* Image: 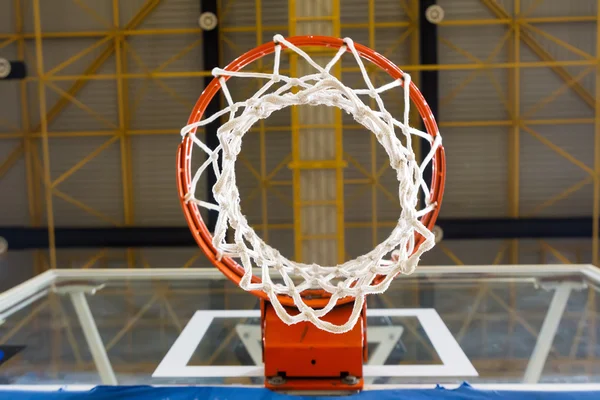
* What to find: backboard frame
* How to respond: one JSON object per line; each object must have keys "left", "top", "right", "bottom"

{"left": 0, "top": 264, "right": 599, "bottom": 389}
{"left": 151, "top": 308, "right": 478, "bottom": 379}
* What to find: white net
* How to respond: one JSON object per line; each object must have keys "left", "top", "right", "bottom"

{"left": 181, "top": 34, "right": 442, "bottom": 334}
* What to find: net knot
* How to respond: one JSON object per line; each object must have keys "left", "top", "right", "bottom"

{"left": 297, "top": 89, "right": 310, "bottom": 104}
{"left": 382, "top": 111, "right": 393, "bottom": 124}
{"left": 256, "top": 104, "right": 271, "bottom": 119}
{"left": 246, "top": 98, "right": 273, "bottom": 120}
{"left": 354, "top": 104, "right": 371, "bottom": 122}
{"left": 405, "top": 209, "right": 417, "bottom": 222}
{"left": 390, "top": 157, "right": 403, "bottom": 170}
{"left": 219, "top": 200, "right": 231, "bottom": 213}
{"left": 309, "top": 263, "right": 318, "bottom": 273}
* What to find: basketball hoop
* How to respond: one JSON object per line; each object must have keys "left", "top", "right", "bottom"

{"left": 177, "top": 34, "right": 445, "bottom": 334}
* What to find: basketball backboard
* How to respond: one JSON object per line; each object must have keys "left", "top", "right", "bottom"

{"left": 0, "top": 265, "right": 599, "bottom": 389}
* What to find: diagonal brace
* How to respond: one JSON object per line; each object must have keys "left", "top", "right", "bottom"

{"left": 480, "top": 0, "right": 595, "bottom": 109}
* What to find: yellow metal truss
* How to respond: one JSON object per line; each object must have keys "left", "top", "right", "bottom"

{"left": 0, "top": 0, "right": 597, "bottom": 271}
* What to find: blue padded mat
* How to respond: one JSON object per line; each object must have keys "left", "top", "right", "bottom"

{"left": 1, "top": 384, "right": 600, "bottom": 400}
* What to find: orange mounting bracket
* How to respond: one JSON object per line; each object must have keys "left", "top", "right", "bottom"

{"left": 261, "top": 299, "right": 368, "bottom": 392}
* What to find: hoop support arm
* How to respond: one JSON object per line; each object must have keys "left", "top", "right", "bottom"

{"left": 261, "top": 299, "right": 367, "bottom": 392}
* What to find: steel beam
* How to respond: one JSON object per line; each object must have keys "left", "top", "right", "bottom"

{"left": 200, "top": 0, "right": 220, "bottom": 232}
{"left": 479, "top": 0, "right": 594, "bottom": 109}
{"left": 0, "top": 217, "right": 596, "bottom": 249}
{"left": 417, "top": 0, "right": 438, "bottom": 309}
{"left": 418, "top": 0, "right": 438, "bottom": 196}
{"left": 34, "top": 0, "right": 162, "bottom": 133}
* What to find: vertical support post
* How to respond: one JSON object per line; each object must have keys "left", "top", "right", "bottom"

{"left": 523, "top": 284, "right": 572, "bottom": 384}
{"left": 508, "top": 0, "right": 521, "bottom": 265}
{"left": 288, "top": 6, "right": 302, "bottom": 261}
{"left": 409, "top": 1, "right": 421, "bottom": 168}
{"left": 590, "top": 0, "right": 600, "bottom": 365}
{"left": 409, "top": 0, "right": 421, "bottom": 309}
{"left": 368, "top": 0, "right": 377, "bottom": 250}
{"left": 201, "top": 0, "right": 220, "bottom": 233}
{"left": 112, "top": 0, "right": 136, "bottom": 269}
{"left": 201, "top": 0, "right": 224, "bottom": 309}
{"left": 331, "top": 0, "right": 345, "bottom": 265}
{"left": 15, "top": 0, "right": 43, "bottom": 275}
{"left": 418, "top": 0, "right": 438, "bottom": 187}
{"left": 593, "top": 0, "right": 600, "bottom": 267}
{"left": 509, "top": 3, "right": 521, "bottom": 361}
{"left": 112, "top": 0, "right": 136, "bottom": 350}
{"left": 418, "top": 0, "right": 437, "bottom": 310}
{"left": 255, "top": 0, "right": 269, "bottom": 244}
{"left": 506, "top": 0, "right": 520, "bottom": 357}
{"left": 288, "top": 0, "right": 344, "bottom": 265}
{"left": 70, "top": 292, "right": 118, "bottom": 385}
{"left": 32, "top": 0, "right": 57, "bottom": 270}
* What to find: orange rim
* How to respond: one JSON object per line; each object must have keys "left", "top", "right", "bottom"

{"left": 177, "top": 35, "right": 446, "bottom": 309}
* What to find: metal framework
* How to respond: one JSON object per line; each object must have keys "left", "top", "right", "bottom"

{"left": 0, "top": 264, "right": 598, "bottom": 386}
{"left": 0, "top": 0, "right": 599, "bottom": 382}
{"left": 0, "top": 0, "right": 598, "bottom": 271}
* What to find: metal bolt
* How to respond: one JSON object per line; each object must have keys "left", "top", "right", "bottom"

{"left": 341, "top": 375, "right": 359, "bottom": 385}
{"left": 268, "top": 376, "right": 286, "bottom": 386}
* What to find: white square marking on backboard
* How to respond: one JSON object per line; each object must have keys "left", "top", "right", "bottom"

{"left": 152, "top": 308, "right": 478, "bottom": 379}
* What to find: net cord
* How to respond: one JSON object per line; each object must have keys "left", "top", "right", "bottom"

{"left": 180, "top": 34, "right": 442, "bottom": 333}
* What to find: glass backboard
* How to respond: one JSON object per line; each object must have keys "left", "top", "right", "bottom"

{"left": 0, "top": 265, "right": 599, "bottom": 389}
